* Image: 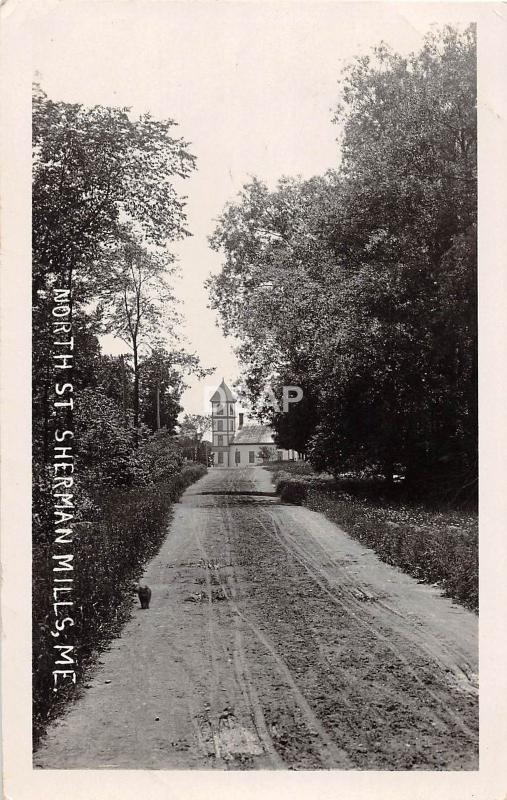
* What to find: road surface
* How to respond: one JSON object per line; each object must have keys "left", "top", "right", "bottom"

{"left": 35, "top": 466, "right": 478, "bottom": 770}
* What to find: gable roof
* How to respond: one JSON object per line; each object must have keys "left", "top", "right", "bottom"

{"left": 210, "top": 379, "right": 236, "bottom": 403}
{"left": 232, "top": 424, "right": 275, "bottom": 445}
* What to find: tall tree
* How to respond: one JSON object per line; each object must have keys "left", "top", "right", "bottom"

{"left": 32, "top": 86, "right": 197, "bottom": 461}
{"left": 208, "top": 26, "right": 477, "bottom": 498}
{"left": 178, "top": 414, "right": 212, "bottom": 462}
{"left": 97, "top": 234, "right": 180, "bottom": 438}
{"left": 33, "top": 86, "right": 196, "bottom": 293}
{"left": 139, "top": 348, "right": 210, "bottom": 434}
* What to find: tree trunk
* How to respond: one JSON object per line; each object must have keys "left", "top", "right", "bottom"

{"left": 156, "top": 374, "right": 161, "bottom": 431}
{"left": 133, "top": 342, "right": 139, "bottom": 446}
{"left": 382, "top": 460, "right": 395, "bottom": 486}
{"left": 120, "top": 355, "right": 127, "bottom": 424}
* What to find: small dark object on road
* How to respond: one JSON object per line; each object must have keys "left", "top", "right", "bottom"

{"left": 137, "top": 584, "right": 152, "bottom": 609}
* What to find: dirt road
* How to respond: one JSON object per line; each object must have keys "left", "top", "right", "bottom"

{"left": 35, "top": 467, "right": 478, "bottom": 770}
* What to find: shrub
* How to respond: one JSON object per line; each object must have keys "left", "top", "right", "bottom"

{"left": 179, "top": 463, "right": 207, "bottom": 487}
{"left": 74, "top": 388, "right": 140, "bottom": 486}
{"left": 278, "top": 479, "right": 308, "bottom": 505}
{"left": 33, "top": 463, "right": 207, "bottom": 746}
{"left": 137, "top": 429, "right": 184, "bottom": 485}
{"left": 264, "top": 460, "right": 315, "bottom": 479}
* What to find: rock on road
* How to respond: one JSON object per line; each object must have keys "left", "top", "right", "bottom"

{"left": 35, "top": 466, "right": 478, "bottom": 770}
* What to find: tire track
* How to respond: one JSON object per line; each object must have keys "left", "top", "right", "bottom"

{"left": 192, "top": 498, "right": 353, "bottom": 768}
{"left": 190, "top": 503, "right": 278, "bottom": 766}
{"left": 263, "top": 511, "right": 477, "bottom": 743}
{"left": 279, "top": 506, "right": 478, "bottom": 696}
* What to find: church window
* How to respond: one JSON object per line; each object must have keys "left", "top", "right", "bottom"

{"left": 217, "top": 420, "right": 223, "bottom": 431}
{"left": 218, "top": 435, "right": 223, "bottom": 446}
{"left": 235, "top": 450, "right": 241, "bottom": 464}
{"left": 217, "top": 452, "right": 224, "bottom": 465}
{"left": 249, "top": 451, "right": 255, "bottom": 463}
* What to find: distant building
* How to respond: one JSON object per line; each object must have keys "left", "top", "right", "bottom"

{"left": 210, "top": 379, "right": 296, "bottom": 467}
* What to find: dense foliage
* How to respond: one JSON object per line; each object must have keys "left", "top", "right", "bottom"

{"left": 208, "top": 27, "right": 477, "bottom": 503}
{"left": 33, "top": 85, "right": 205, "bottom": 463}
{"left": 32, "top": 88, "right": 209, "bottom": 742}
{"left": 277, "top": 479, "right": 308, "bottom": 505}
{"left": 176, "top": 413, "right": 212, "bottom": 464}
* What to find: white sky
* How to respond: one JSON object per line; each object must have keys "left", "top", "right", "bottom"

{"left": 31, "top": 0, "right": 476, "bottom": 415}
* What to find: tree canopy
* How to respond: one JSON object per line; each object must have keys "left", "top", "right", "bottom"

{"left": 208, "top": 25, "right": 477, "bottom": 499}
{"left": 33, "top": 87, "right": 205, "bottom": 467}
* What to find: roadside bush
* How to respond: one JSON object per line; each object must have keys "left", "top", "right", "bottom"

{"left": 264, "top": 460, "right": 315, "bottom": 480}
{"left": 277, "top": 479, "right": 308, "bottom": 505}
{"left": 74, "top": 388, "right": 141, "bottom": 486}
{"left": 179, "top": 463, "right": 207, "bottom": 487}
{"left": 33, "top": 463, "right": 206, "bottom": 747}
{"left": 137, "top": 429, "right": 184, "bottom": 484}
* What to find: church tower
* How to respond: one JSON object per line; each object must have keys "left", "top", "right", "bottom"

{"left": 210, "top": 379, "right": 236, "bottom": 467}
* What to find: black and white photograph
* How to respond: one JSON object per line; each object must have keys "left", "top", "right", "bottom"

{"left": 1, "top": 0, "right": 507, "bottom": 796}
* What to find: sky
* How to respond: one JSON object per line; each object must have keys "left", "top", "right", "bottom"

{"left": 31, "top": 0, "right": 475, "bottom": 415}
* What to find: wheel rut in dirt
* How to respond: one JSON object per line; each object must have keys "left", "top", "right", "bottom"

{"left": 193, "top": 490, "right": 278, "bottom": 497}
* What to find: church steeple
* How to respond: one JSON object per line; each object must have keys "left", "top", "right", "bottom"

{"left": 210, "top": 379, "right": 236, "bottom": 467}
{"left": 210, "top": 379, "right": 236, "bottom": 404}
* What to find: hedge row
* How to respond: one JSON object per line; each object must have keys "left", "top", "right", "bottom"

{"left": 33, "top": 463, "right": 207, "bottom": 746}
{"left": 276, "top": 478, "right": 308, "bottom": 505}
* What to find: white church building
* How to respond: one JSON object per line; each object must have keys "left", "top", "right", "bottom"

{"left": 210, "top": 379, "right": 296, "bottom": 467}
